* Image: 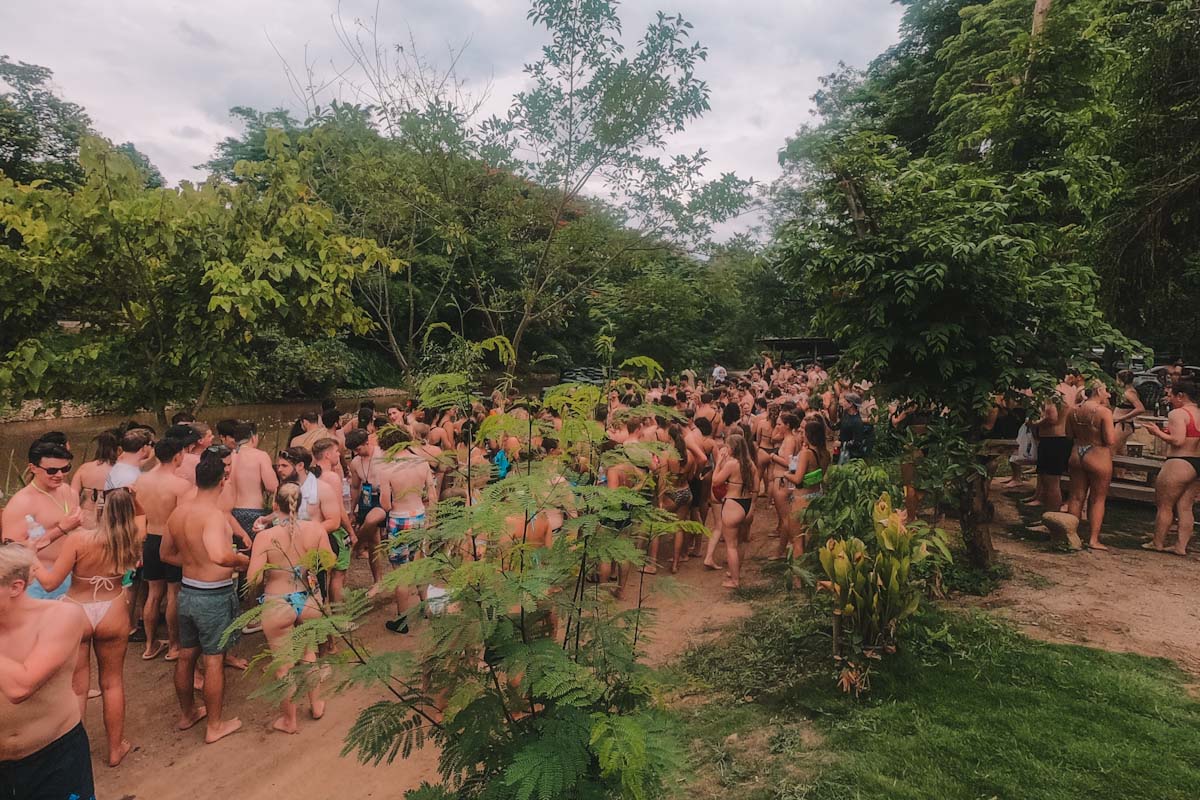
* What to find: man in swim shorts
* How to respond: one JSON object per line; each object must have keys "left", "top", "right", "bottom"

{"left": 0, "top": 544, "right": 94, "bottom": 800}
{"left": 312, "top": 438, "right": 357, "bottom": 602}
{"left": 378, "top": 426, "right": 438, "bottom": 634}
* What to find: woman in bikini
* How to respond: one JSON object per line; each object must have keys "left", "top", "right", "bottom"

{"left": 767, "top": 413, "right": 802, "bottom": 541}
{"left": 1112, "top": 370, "right": 1146, "bottom": 454}
{"left": 245, "top": 483, "right": 334, "bottom": 733}
{"left": 34, "top": 487, "right": 141, "bottom": 767}
{"left": 72, "top": 431, "right": 118, "bottom": 526}
{"left": 1064, "top": 383, "right": 1116, "bottom": 550}
{"left": 752, "top": 400, "right": 779, "bottom": 497}
{"left": 1143, "top": 380, "right": 1200, "bottom": 555}
{"left": 773, "top": 418, "right": 832, "bottom": 558}
{"left": 711, "top": 433, "right": 758, "bottom": 589}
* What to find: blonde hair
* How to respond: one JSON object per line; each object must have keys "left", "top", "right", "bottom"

{"left": 0, "top": 542, "right": 37, "bottom": 587}
{"left": 275, "top": 483, "right": 302, "bottom": 527}
{"left": 726, "top": 434, "right": 754, "bottom": 489}
{"left": 99, "top": 489, "right": 141, "bottom": 573}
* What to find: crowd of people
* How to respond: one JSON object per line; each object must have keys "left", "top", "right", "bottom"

{"left": 1, "top": 355, "right": 1193, "bottom": 799}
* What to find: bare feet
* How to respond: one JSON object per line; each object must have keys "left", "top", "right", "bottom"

{"left": 204, "top": 718, "right": 243, "bottom": 744}
{"left": 164, "top": 647, "right": 180, "bottom": 662}
{"left": 108, "top": 739, "right": 134, "bottom": 767}
{"left": 310, "top": 700, "right": 326, "bottom": 720}
{"left": 721, "top": 580, "right": 738, "bottom": 589}
{"left": 271, "top": 716, "right": 299, "bottom": 735}
{"left": 1140, "top": 541, "right": 1166, "bottom": 552}
{"left": 223, "top": 654, "right": 249, "bottom": 671}
{"left": 1088, "top": 541, "right": 1109, "bottom": 551}
{"left": 1168, "top": 547, "right": 1188, "bottom": 557}
{"left": 702, "top": 561, "right": 719, "bottom": 571}
{"left": 177, "top": 706, "right": 207, "bottom": 731}
{"left": 641, "top": 565, "right": 658, "bottom": 575}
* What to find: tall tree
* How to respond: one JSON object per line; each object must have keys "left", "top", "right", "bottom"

{"left": 0, "top": 56, "right": 92, "bottom": 188}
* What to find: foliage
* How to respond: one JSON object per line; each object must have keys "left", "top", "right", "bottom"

{"left": 678, "top": 604, "right": 1200, "bottom": 800}
{"left": 213, "top": 331, "right": 352, "bottom": 402}
{"left": 0, "top": 132, "right": 399, "bottom": 420}
{"left": 802, "top": 461, "right": 900, "bottom": 548}
{"left": 816, "top": 493, "right": 950, "bottom": 693}
{"left": 235, "top": 366, "right": 699, "bottom": 799}
{"left": 0, "top": 56, "right": 92, "bottom": 188}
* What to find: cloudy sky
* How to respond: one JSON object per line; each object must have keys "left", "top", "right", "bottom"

{"left": 1, "top": 0, "right": 903, "bottom": 236}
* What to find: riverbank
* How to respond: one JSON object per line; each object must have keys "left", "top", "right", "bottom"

{"left": 0, "top": 386, "right": 409, "bottom": 425}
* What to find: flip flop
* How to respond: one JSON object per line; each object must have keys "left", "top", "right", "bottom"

{"left": 1140, "top": 542, "right": 1166, "bottom": 552}
{"left": 141, "top": 640, "right": 168, "bottom": 660}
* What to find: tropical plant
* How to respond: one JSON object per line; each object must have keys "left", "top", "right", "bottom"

{"left": 802, "top": 461, "right": 900, "bottom": 548}
{"left": 226, "top": 363, "right": 705, "bottom": 799}
{"left": 816, "top": 492, "right": 951, "bottom": 695}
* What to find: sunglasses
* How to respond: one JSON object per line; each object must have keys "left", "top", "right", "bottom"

{"left": 36, "top": 464, "right": 72, "bottom": 476}
{"left": 205, "top": 444, "right": 232, "bottom": 456}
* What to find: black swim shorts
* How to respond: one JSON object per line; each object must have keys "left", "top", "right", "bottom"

{"left": 1036, "top": 436, "right": 1072, "bottom": 477}
{"left": 0, "top": 722, "right": 94, "bottom": 800}
{"left": 142, "top": 533, "right": 182, "bottom": 583}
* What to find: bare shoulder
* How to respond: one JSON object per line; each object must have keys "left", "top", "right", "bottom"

{"left": 39, "top": 597, "right": 87, "bottom": 635}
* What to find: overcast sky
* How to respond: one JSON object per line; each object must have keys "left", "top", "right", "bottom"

{"left": 1, "top": 0, "right": 902, "bottom": 237}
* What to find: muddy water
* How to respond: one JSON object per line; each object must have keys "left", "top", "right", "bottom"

{"left": 0, "top": 395, "right": 405, "bottom": 496}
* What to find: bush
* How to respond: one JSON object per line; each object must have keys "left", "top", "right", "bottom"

{"left": 803, "top": 461, "right": 900, "bottom": 547}
{"left": 214, "top": 331, "right": 350, "bottom": 401}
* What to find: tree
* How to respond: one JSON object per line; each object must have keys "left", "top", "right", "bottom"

{"left": 474, "top": 0, "right": 753, "bottom": 373}
{"left": 114, "top": 141, "right": 165, "bottom": 188}
{"left": 0, "top": 132, "right": 399, "bottom": 421}
{"left": 0, "top": 55, "right": 92, "bottom": 187}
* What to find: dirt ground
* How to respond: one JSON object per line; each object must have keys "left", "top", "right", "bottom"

{"left": 90, "top": 481, "right": 1199, "bottom": 798}
{"left": 966, "top": 479, "right": 1200, "bottom": 674}
{"left": 90, "top": 518, "right": 765, "bottom": 799}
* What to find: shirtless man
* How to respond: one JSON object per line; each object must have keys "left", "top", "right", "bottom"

{"left": 1, "top": 441, "right": 82, "bottom": 600}
{"left": 311, "top": 438, "right": 357, "bottom": 602}
{"left": 136, "top": 438, "right": 193, "bottom": 660}
{"left": 228, "top": 421, "right": 278, "bottom": 539}
{"left": 162, "top": 454, "right": 249, "bottom": 744}
{"left": 1030, "top": 389, "right": 1072, "bottom": 512}
{"left": 347, "top": 429, "right": 387, "bottom": 588}
{"left": 169, "top": 423, "right": 205, "bottom": 487}
{"left": 0, "top": 545, "right": 93, "bottom": 800}
{"left": 378, "top": 427, "right": 438, "bottom": 634}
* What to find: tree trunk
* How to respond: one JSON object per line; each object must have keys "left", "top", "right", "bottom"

{"left": 1031, "top": 0, "right": 1052, "bottom": 39}
{"left": 959, "top": 472, "right": 995, "bottom": 568}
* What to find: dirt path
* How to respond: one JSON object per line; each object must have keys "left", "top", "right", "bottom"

{"left": 963, "top": 480, "right": 1200, "bottom": 673}
{"left": 91, "top": 508, "right": 775, "bottom": 799}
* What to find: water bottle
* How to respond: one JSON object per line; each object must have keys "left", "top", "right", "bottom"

{"left": 25, "top": 515, "right": 46, "bottom": 541}
{"left": 342, "top": 477, "right": 352, "bottom": 513}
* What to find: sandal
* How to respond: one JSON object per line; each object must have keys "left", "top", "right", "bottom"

{"left": 141, "top": 640, "right": 168, "bottom": 661}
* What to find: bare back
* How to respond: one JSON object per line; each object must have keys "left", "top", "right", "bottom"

{"left": 231, "top": 446, "right": 276, "bottom": 509}
{"left": 166, "top": 497, "right": 238, "bottom": 583}
{"left": 138, "top": 465, "right": 192, "bottom": 534}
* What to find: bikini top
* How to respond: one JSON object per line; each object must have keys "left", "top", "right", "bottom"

{"left": 83, "top": 572, "right": 134, "bottom": 600}
{"left": 1184, "top": 407, "right": 1200, "bottom": 438}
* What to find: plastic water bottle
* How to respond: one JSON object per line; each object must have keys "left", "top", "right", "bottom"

{"left": 342, "top": 477, "right": 352, "bottom": 513}
{"left": 25, "top": 515, "right": 46, "bottom": 541}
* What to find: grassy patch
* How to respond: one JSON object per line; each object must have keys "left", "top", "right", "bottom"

{"left": 672, "top": 601, "right": 1200, "bottom": 800}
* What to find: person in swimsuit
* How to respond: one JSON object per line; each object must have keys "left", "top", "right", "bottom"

{"left": 1, "top": 440, "right": 83, "bottom": 601}
{"left": 245, "top": 483, "right": 334, "bottom": 734}
{"left": 33, "top": 488, "right": 141, "bottom": 767}
{"left": 1143, "top": 380, "right": 1200, "bottom": 555}
{"left": 1064, "top": 383, "right": 1117, "bottom": 550}
{"left": 346, "top": 428, "right": 388, "bottom": 589}
{"left": 767, "top": 413, "right": 802, "bottom": 540}
{"left": 1112, "top": 370, "right": 1146, "bottom": 454}
{"left": 660, "top": 423, "right": 695, "bottom": 574}
{"left": 0, "top": 544, "right": 95, "bottom": 800}
{"left": 228, "top": 420, "right": 278, "bottom": 540}
{"left": 378, "top": 426, "right": 439, "bottom": 634}
{"left": 312, "top": 438, "right": 357, "bottom": 604}
{"left": 770, "top": 418, "right": 831, "bottom": 558}
{"left": 710, "top": 433, "right": 758, "bottom": 589}
{"left": 72, "top": 431, "right": 117, "bottom": 526}
{"left": 136, "top": 438, "right": 193, "bottom": 661}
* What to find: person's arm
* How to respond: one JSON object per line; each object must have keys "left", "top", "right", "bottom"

{"left": 317, "top": 483, "right": 340, "bottom": 534}
{"left": 0, "top": 606, "right": 85, "bottom": 703}
{"left": 33, "top": 536, "right": 77, "bottom": 591}
{"left": 0, "top": 500, "right": 29, "bottom": 544}
{"left": 1144, "top": 409, "right": 1186, "bottom": 446}
{"left": 37, "top": 505, "right": 82, "bottom": 550}
{"left": 424, "top": 466, "right": 439, "bottom": 523}
{"left": 783, "top": 449, "right": 813, "bottom": 486}
{"left": 259, "top": 452, "right": 279, "bottom": 495}
{"left": 1098, "top": 407, "right": 1117, "bottom": 448}
{"left": 160, "top": 519, "right": 182, "bottom": 566}
{"left": 226, "top": 512, "right": 252, "bottom": 551}
{"left": 70, "top": 466, "right": 84, "bottom": 504}
{"left": 245, "top": 534, "right": 270, "bottom": 591}
{"left": 202, "top": 513, "right": 250, "bottom": 570}
{"left": 379, "top": 474, "right": 392, "bottom": 513}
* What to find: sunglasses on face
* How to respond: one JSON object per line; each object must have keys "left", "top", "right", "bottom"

{"left": 36, "top": 464, "right": 72, "bottom": 476}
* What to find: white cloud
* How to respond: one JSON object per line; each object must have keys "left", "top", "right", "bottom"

{"left": 0, "top": 0, "right": 902, "bottom": 234}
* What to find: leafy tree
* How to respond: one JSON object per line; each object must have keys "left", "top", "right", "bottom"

{"left": 0, "top": 133, "right": 399, "bottom": 421}
{"left": 114, "top": 141, "right": 165, "bottom": 188}
{"left": 199, "top": 105, "right": 306, "bottom": 180}
{"left": 474, "top": 0, "right": 753, "bottom": 373}
{"left": 0, "top": 55, "right": 92, "bottom": 187}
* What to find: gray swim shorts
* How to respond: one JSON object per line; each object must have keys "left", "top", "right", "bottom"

{"left": 178, "top": 582, "right": 240, "bottom": 655}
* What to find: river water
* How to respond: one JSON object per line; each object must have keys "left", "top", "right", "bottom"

{"left": 0, "top": 395, "right": 405, "bottom": 496}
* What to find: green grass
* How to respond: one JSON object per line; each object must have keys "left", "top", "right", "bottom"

{"left": 671, "top": 599, "right": 1200, "bottom": 800}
